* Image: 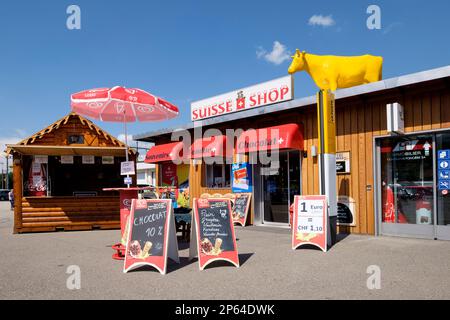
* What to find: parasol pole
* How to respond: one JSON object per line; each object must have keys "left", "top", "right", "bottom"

{"left": 123, "top": 110, "right": 130, "bottom": 188}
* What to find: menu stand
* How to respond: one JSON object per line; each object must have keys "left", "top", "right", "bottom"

{"left": 103, "top": 187, "right": 156, "bottom": 260}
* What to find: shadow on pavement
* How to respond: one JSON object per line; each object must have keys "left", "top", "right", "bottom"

{"left": 201, "top": 252, "right": 254, "bottom": 270}
{"left": 126, "top": 256, "right": 197, "bottom": 274}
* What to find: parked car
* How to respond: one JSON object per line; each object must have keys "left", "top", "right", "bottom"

{"left": 0, "top": 189, "right": 10, "bottom": 201}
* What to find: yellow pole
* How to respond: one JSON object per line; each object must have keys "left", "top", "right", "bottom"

{"left": 316, "top": 89, "right": 337, "bottom": 246}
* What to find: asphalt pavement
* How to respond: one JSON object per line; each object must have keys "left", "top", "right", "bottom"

{"left": 1, "top": 201, "right": 449, "bottom": 300}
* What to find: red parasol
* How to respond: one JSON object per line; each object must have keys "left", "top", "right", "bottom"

{"left": 71, "top": 86, "right": 179, "bottom": 122}
{"left": 70, "top": 86, "right": 179, "bottom": 186}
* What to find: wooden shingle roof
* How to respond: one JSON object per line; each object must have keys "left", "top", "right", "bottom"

{"left": 6, "top": 112, "right": 136, "bottom": 155}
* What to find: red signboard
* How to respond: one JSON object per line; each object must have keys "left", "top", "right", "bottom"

{"left": 119, "top": 189, "right": 138, "bottom": 246}
{"left": 145, "top": 142, "right": 185, "bottom": 163}
{"left": 189, "top": 135, "right": 227, "bottom": 159}
{"left": 292, "top": 195, "right": 328, "bottom": 252}
{"left": 123, "top": 199, "right": 179, "bottom": 274}
{"left": 161, "top": 163, "right": 178, "bottom": 186}
{"left": 190, "top": 198, "right": 239, "bottom": 270}
{"left": 235, "top": 123, "right": 304, "bottom": 154}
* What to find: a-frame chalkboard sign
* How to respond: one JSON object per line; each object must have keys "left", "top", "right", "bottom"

{"left": 189, "top": 198, "right": 239, "bottom": 270}
{"left": 123, "top": 199, "right": 179, "bottom": 274}
{"left": 232, "top": 193, "right": 252, "bottom": 226}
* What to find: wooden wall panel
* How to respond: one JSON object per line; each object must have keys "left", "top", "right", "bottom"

{"left": 442, "top": 91, "right": 450, "bottom": 128}
{"left": 365, "top": 104, "right": 375, "bottom": 235}
{"left": 422, "top": 94, "right": 432, "bottom": 131}
{"left": 404, "top": 94, "right": 414, "bottom": 132}
{"left": 413, "top": 96, "right": 423, "bottom": 131}
{"left": 431, "top": 93, "right": 441, "bottom": 130}
{"left": 358, "top": 106, "right": 367, "bottom": 234}
{"left": 17, "top": 196, "right": 120, "bottom": 233}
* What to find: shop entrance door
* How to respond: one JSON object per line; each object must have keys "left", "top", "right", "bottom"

{"left": 260, "top": 150, "right": 301, "bottom": 226}
{"left": 377, "top": 132, "right": 450, "bottom": 240}
{"left": 378, "top": 134, "right": 435, "bottom": 239}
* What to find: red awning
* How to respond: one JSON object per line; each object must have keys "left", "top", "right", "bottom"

{"left": 144, "top": 142, "right": 184, "bottom": 163}
{"left": 235, "top": 123, "right": 304, "bottom": 153}
{"left": 189, "top": 135, "right": 228, "bottom": 159}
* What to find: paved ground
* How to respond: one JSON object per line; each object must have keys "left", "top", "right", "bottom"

{"left": 1, "top": 201, "right": 450, "bottom": 300}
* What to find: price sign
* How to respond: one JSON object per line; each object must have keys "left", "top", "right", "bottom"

{"left": 292, "top": 195, "right": 328, "bottom": 252}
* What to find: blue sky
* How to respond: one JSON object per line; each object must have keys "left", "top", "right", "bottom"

{"left": 0, "top": 0, "right": 449, "bottom": 159}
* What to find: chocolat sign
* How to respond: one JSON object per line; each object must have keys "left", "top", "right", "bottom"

{"left": 232, "top": 193, "right": 252, "bottom": 226}
{"left": 123, "top": 199, "right": 179, "bottom": 274}
{"left": 292, "top": 195, "right": 328, "bottom": 252}
{"left": 191, "top": 76, "right": 293, "bottom": 121}
{"left": 189, "top": 198, "right": 239, "bottom": 270}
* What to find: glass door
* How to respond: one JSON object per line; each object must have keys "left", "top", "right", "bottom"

{"left": 436, "top": 133, "right": 450, "bottom": 240}
{"left": 379, "top": 134, "right": 435, "bottom": 238}
{"left": 261, "top": 151, "right": 301, "bottom": 225}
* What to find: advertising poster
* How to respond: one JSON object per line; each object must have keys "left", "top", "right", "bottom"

{"left": 27, "top": 160, "right": 47, "bottom": 196}
{"left": 231, "top": 162, "right": 252, "bottom": 193}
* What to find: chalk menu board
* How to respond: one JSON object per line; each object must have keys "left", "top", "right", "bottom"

{"left": 232, "top": 193, "right": 251, "bottom": 226}
{"left": 190, "top": 198, "right": 239, "bottom": 270}
{"left": 337, "top": 203, "right": 353, "bottom": 224}
{"left": 123, "top": 199, "right": 179, "bottom": 274}
{"left": 130, "top": 201, "right": 168, "bottom": 256}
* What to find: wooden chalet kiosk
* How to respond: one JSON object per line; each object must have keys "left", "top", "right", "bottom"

{"left": 6, "top": 112, "right": 136, "bottom": 234}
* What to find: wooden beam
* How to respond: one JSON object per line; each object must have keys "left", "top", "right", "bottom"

{"left": 13, "top": 154, "right": 23, "bottom": 233}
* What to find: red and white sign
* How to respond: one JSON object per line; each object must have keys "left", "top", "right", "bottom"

{"left": 189, "top": 135, "right": 228, "bottom": 159}
{"left": 292, "top": 195, "right": 328, "bottom": 252}
{"left": 235, "top": 123, "right": 304, "bottom": 154}
{"left": 191, "top": 76, "right": 293, "bottom": 121}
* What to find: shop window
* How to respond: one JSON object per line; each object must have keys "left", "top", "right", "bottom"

{"left": 380, "top": 135, "right": 434, "bottom": 224}
{"left": 205, "top": 164, "right": 231, "bottom": 188}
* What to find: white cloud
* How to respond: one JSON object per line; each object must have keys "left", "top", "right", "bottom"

{"left": 0, "top": 137, "right": 22, "bottom": 153}
{"left": 256, "top": 41, "right": 291, "bottom": 65}
{"left": 383, "top": 22, "right": 403, "bottom": 35}
{"left": 308, "top": 14, "right": 335, "bottom": 27}
{"left": 0, "top": 137, "right": 21, "bottom": 170}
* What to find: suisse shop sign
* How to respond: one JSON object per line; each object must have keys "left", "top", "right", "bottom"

{"left": 190, "top": 76, "right": 293, "bottom": 121}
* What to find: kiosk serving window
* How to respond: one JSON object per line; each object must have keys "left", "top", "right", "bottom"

{"left": 22, "top": 155, "right": 124, "bottom": 197}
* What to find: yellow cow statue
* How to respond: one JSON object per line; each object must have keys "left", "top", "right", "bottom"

{"left": 288, "top": 50, "right": 383, "bottom": 91}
